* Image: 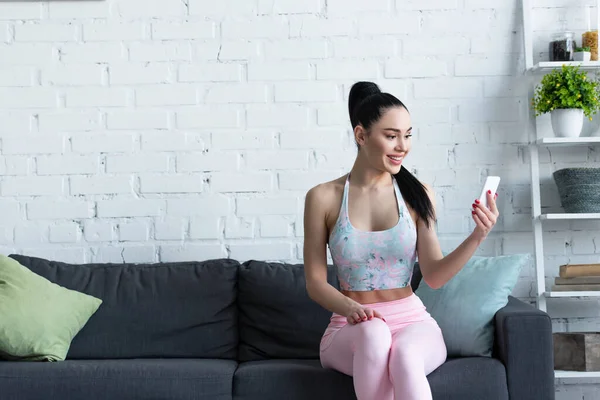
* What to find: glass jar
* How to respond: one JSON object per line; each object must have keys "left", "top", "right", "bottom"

{"left": 582, "top": 30, "right": 598, "bottom": 61}
{"left": 549, "top": 31, "right": 575, "bottom": 61}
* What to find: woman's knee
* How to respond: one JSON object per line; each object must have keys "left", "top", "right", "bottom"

{"left": 389, "top": 343, "right": 417, "bottom": 369}
{"left": 389, "top": 327, "right": 446, "bottom": 374}
{"left": 353, "top": 318, "right": 392, "bottom": 353}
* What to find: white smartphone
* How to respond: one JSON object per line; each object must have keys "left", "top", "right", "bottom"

{"left": 478, "top": 176, "right": 500, "bottom": 208}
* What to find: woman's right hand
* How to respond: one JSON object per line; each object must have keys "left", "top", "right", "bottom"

{"left": 346, "top": 304, "right": 386, "bottom": 325}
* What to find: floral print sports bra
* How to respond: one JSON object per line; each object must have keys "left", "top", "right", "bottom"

{"left": 328, "top": 173, "right": 417, "bottom": 292}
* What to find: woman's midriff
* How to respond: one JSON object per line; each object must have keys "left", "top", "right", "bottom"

{"left": 341, "top": 285, "right": 414, "bottom": 304}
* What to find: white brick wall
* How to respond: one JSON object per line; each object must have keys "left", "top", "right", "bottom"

{"left": 0, "top": 0, "right": 599, "bottom": 396}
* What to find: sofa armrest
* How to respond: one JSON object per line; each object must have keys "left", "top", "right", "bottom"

{"left": 494, "top": 295, "right": 555, "bottom": 400}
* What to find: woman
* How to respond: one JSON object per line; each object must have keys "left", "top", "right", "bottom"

{"left": 302, "top": 81, "right": 499, "bottom": 400}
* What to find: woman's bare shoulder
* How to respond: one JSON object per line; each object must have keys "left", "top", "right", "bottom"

{"left": 305, "top": 174, "right": 347, "bottom": 205}
{"left": 304, "top": 174, "right": 348, "bottom": 236}
{"left": 304, "top": 174, "right": 348, "bottom": 221}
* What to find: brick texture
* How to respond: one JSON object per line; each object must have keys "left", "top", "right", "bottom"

{"left": 0, "top": 2, "right": 597, "bottom": 395}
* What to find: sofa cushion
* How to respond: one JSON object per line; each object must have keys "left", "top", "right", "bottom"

{"left": 8, "top": 254, "right": 239, "bottom": 360}
{"left": 233, "top": 359, "right": 356, "bottom": 400}
{"left": 233, "top": 357, "right": 508, "bottom": 400}
{"left": 416, "top": 254, "right": 528, "bottom": 357}
{"left": 428, "top": 357, "right": 508, "bottom": 400}
{"left": 0, "top": 254, "right": 102, "bottom": 361}
{"left": 237, "top": 261, "right": 339, "bottom": 362}
{"left": 0, "top": 359, "right": 236, "bottom": 400}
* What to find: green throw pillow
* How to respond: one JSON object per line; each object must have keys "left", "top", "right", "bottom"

{"left": 0, "top": 254, "right": 102, "bottom": 361}
{"left": 415, "top": 253, "right": 530, "bottom": 357}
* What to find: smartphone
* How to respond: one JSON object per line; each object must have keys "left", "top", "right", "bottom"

{"left": 478, "top": 176, "right": 500, "bottom": 208}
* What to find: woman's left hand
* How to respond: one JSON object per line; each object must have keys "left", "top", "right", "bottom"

{"left": 471, "top": 190, "right": 499, "bottom": 241}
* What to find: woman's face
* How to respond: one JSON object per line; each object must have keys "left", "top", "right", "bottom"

{"left": 355, "top": 107, "right": 412, "bottom": 174}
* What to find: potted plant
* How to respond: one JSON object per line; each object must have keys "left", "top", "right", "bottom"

{"left": 532, "top": 65, "right": 600, "bottom": 137}
{"left": 574, "top": 46, "right": 592, "bottom": 61}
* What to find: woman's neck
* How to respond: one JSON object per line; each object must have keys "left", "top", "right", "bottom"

{"left": 349, "top": 156, "right": 393, "bottom": 190}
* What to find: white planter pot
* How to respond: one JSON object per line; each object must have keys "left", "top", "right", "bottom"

{"left": 574, "top": 51, "right": 592, "bottom": 61}
{"left": 550, "top": 109, "right": 584, "bottom": 137}
{"left": 581, "top": 114, "right": 600, "bottom": 136}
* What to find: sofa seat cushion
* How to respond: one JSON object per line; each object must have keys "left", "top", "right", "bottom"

{"left": 428, "top": 357, "right": 509, "bottom": 400}
{"left": 233, "top": 357, "right": 508, "bottom": 400}
{"left": 0, "top": 359, "right": 236, "bottom": 400}
{"left": 233, "top": 359, "right": 356, "bottom": 400}
{"left": 8, "top": 254, "right": 239, "bottom": 360}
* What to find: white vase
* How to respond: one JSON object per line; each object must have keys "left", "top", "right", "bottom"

{"left": 581, "top": 114, "right": 600, "bottom": 136}
{"left": 574, "top": 51, "right": 592, "bottom": 61}
{"left": 550, "top": 109, "right": 583, "bottom": 138}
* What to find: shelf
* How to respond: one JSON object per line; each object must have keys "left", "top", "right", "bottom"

{"left": 529, "top": 61, "right": 600, "bottom": 73}
{"left": 540, "top": 213, "right": 600, "bottom": 220}
{"left": 536, "top": 137, "right": 600, "bottom": 147}
{"left": 555, "top": 370, "right": 600, "bottom": 379}
{"left": 544, "top": 291, "right": 600, "bottom": 298}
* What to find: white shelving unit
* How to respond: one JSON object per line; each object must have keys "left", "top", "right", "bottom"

{"left": 555, "top": 371, "right": 600, "bottom": 379}
{"left": 545, "top": 291, "right": 600, "bottom": 298}
{"left": 540, "top": 213, "right": 600, "bottom": 220}
{"left": 521, "top": 0, "right": 600, "bottom": 381}
{"left": 536, "top": 137, "right": 600, "bottom": 146}
{"left": 529, "top": 61, "right": 600, "bottom": 73}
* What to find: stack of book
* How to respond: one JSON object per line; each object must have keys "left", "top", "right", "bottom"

{"left": 552, "top": 263, "right": 600, "bottom": 291}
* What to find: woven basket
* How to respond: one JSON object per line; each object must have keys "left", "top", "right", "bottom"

{"left": 553, "top": 168, "right": 600, "bottom": 213}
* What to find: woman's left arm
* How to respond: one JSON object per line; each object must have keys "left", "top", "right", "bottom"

{"left": 416, "top": 184, "right": 499, "bottom": 289}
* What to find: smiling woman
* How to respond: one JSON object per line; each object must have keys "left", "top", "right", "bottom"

{"left": 302, "top": 81, "right": 500, "bottom": 400}
{"left": 347, "top": 82, "right": 435, "bottom": 233}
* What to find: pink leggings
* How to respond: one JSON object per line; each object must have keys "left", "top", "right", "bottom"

{"left": 319, "top": 293, "right": 447, "bottom": 400}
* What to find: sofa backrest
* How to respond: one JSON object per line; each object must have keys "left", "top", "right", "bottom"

{"left": 236, "top": 260, "right": 340, "bottom": 362}
{"left": 8, "top": 254, "right": 424, "bottom": 362}
{"left": 236, "top": 260, "right": 424, "bottom": 362}
{"left": 411, "top": 262, "right": 423, "bottom": 291}
{"left": 9, "top": 254, "right": 239, "bottom": 360}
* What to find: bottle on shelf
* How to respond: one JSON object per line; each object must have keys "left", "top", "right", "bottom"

{"left": 549, "top": 30, "right": 576, "bottom": 62}
{"left": 582, "top": 30, "right": 598, "bottom": 61}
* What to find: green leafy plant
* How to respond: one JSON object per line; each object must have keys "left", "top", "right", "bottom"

{"left": 531, "top": 64, "right": 600, "bottom": 119}
{"left": 575, "top": 46, "right": 591, "bottom": 52}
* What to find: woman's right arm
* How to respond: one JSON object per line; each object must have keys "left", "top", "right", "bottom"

{"left": 303, "top": 185, "right": 380, "bottom": 324}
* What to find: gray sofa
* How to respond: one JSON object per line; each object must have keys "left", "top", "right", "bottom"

{"left": 0, "top": 254, "right": 555, "bottom": 400}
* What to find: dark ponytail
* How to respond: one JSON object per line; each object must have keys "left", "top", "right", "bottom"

{"left": 348, "top": 81, "right": 436, "bottom": 229}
